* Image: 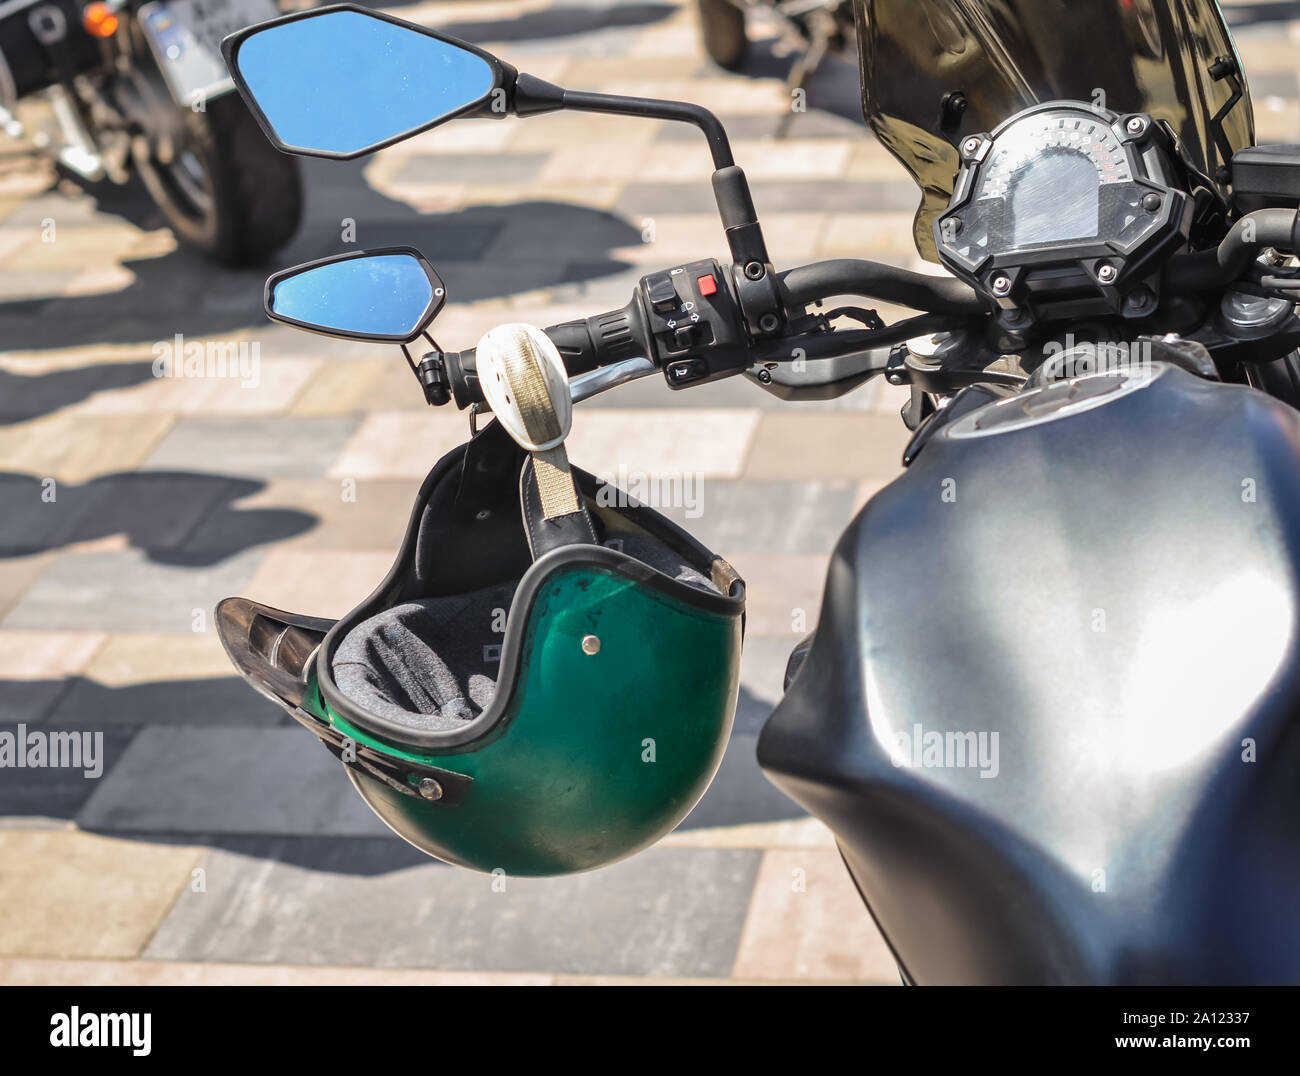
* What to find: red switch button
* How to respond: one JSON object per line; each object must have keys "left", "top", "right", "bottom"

{"left": 696, "top": 273, "right": 718, "bottom": 297}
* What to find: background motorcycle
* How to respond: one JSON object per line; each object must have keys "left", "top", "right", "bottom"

{"left": 0, "top": 0, "right": 300, "bottom": 263}
{"left": 218, "top": 2, "right": 1300, "bottom": 983}
{"left": 697, "top": 0, "right": 854, "bottom": 92}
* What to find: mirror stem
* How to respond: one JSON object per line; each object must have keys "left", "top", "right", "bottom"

{"left": 514, "top": 74, "right": 734, "bottom": 166}
{"left": 513, "top": 74, "right": 770, "bottom": 267}
{"left": 562, "top": 89, "right": 735, "bottom": 169}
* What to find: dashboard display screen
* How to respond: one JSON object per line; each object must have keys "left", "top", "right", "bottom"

{"left": 965, "top": 110, "right": 1134, "bottom": 254}
{"left": 1008, "top": 152, "right": 1101, "bottom": 247}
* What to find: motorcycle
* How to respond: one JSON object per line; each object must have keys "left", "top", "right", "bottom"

{"left": 0, "top": 0, "right": 300, "bottom": 263}
{"left": 696, "top": 0, "right": 855, "bottom": 93}
{"left": 214, "top": 1, "right": 1300, "bottom": 983}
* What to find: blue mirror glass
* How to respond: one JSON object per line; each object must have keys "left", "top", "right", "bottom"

{"left": 268, "top": 252, "right": 443, "bottom": 340}
{"left": 232, "top": 10, "right": 498, "bottom": 157}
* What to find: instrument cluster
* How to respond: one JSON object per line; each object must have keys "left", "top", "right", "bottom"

{"left": 935, "top": 102, "right": 1194, "bottom": 323}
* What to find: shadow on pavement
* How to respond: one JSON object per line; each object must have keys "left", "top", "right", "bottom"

{"left": 0, "top": 363, "right": 157, "bottom": 425}
{"left": 0, "top": 679, "right": 803, "bottom": 874}
{"left": 0, "top": 158, "right": 643, "bottom": 352}
{"left": 0, "top": 677, "right": 285, "bottom": 738}
{"left": 0, "top": 470, "right": 317, "bottom": 565}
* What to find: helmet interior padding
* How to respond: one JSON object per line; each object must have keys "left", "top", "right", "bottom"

{"left": 332, "top": 532, "right": 722, "bottom": 732}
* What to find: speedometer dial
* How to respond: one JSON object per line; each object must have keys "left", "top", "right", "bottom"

{"left": 977, "top": 115, "right": 1133, "bottom": 200}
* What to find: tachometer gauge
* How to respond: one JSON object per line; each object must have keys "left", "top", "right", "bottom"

{"left": 935, "top": 102, "right": 1193, "bottom": 323}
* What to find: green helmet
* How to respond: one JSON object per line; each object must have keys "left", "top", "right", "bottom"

{"left": 217, "top": 418, "right": 745, "bottom": 875}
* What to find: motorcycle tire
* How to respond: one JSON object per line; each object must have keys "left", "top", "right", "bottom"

{"left": 132, "top": 93, "right": 302, "bottom": 266}
{"left": 696, "top": 0, "right": 748, "bottom": 71}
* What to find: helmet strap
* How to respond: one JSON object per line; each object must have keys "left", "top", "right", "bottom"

{"left": 519, "top": 449, "right": 598, "bottom": 560}
{"left": 470, "top": 321, "right": 601, "bottom": 560}
{"left": 531, "top": 447, "right": 582, "bottom": 518}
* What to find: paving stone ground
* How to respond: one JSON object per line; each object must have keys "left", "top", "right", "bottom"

{"left": 0, "top": 0, "right": 1296, "bottom": 985}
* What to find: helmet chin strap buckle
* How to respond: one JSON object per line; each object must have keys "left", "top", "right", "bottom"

{"left": 475, "top": 323, "right": 598, "bottom": 556}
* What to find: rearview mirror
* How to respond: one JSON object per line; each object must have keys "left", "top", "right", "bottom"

{"left": 265, "top": 249, "right": 446, "bottom": 342}
{"left": 222, "top": 6, "right": 505, "bottom": 159}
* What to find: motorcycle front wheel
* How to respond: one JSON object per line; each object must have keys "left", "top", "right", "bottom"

{"left": 132, "top": 92, "right": 302, "bottom": 266}
{"left": 696, "top": 0, "right": 748, "bottom": 71}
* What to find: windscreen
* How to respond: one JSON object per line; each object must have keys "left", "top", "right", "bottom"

{"left": 855, "top": 0, "right": 1254, "bottom": 260}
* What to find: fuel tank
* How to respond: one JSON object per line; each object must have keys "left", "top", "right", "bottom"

{"left": 757, "top": 363, "right": 1300, "bottom": 984}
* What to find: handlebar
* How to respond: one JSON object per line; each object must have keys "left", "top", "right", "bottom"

{"left": 778, "top": 259, "right": 989, "bottom": 316}
{"left": 436, "top": 254, "right": 992, "bottom": 409}
{"left": 443, "top": 299, "right": 645, "bottom": 409}
{"left": 1164, "top": 208, "right": 1300, "bottom": 292}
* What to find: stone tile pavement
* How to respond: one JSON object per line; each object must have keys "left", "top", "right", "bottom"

{"left": 0, "top": 0, "right": 1295, "bottom": 985}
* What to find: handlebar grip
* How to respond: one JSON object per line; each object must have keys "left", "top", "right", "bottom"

{"left": 545, "top": 304, "right": 644, "bottom": 376}
{"left": 444, "top": 347, "right": 480, "bottom": 410}
{"left": 444, "top": 300, "right": 647, "bottom": 409}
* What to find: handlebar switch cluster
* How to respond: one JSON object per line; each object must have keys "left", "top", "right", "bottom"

{"left": 638, "top": 258, "right": 751, "bottom": 389}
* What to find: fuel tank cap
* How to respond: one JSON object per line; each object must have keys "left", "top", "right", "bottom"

{"left": 946, "top": 367, "right": 1162, "bottom": 439}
